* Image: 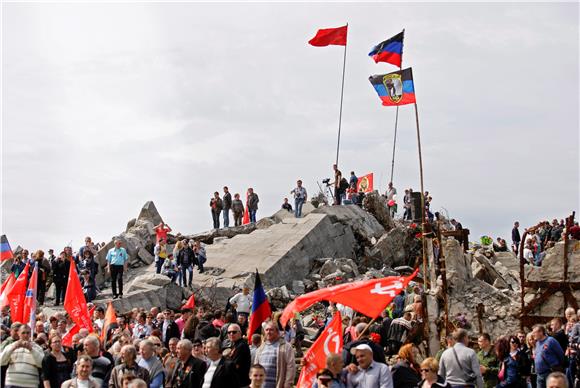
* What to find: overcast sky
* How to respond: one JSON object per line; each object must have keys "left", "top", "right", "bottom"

{"left": 2, "top": 2, "right": 578, "bottom": 251}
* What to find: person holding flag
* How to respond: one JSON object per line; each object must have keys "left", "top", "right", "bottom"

{"left": 22, "top": 262, "right": 38, "bottom": 335}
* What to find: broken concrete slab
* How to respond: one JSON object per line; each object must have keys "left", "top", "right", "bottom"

{"left": 312, "top": 204, "right": 385, "bottom": 244}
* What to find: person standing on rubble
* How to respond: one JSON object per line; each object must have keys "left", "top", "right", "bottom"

{"left": 106, "top": 239, "right": 129, "bottom": 299}
{"left": 290, "top": 180, "right": 307, "bottom": 218}
{"left": 223, "top": 186, "right": 232, "bottom": 228}
{"left": 210, "top": 192, "right": 223, "bottom": 230}
{"left": 247, "top": 188, "right": 259, "bottom": 223}
{"left": 512, "top": 221, "right": 521, "bottom": 256}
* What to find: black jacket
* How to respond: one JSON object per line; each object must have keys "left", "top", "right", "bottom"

{"left": 512, "top": 227, "right": 521, "bottom": 242}
{"left": 229, "top": 339, "right": 251, "bottom": 386}
{"left": 392, "top": 360, "right": 421, "bottom": 388}
{"left": 163, "top": 321, "right": 181, "bottom": 348}
{"left": 343, "top": 338, "right": 386, "bottom": 365}
{"left": 206, "top": 358, "right": 240, "bottom": 388}
{"left": 171, "top": 356, "right": 207, "bottom": 388}
{"left": 223, "top": 192, "right": 232, "bottom": 210}
{"left": 178, "top": 247, "right": 195, "bottom": 267}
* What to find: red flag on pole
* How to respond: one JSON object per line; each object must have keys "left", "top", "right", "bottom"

{"left": 308, "top": 25, "right": 348, "bottom": 47}
{"left": 64, "top": 259, "right": 93, "bottom": 331}
{"left": 101, "top": 302, "right": 117, "bottom": 344}
{"left": 61, "top": 324, "right": 80, "bottom": 348}
{"left": 281, "top": 268, "right": 419, "bottom": 327}
{"left": 296, "top": 311, "right": 343, "bottom": 387}
{"left": 62, "top": 306, "right": 95, "bottom": 348}
{"left": 0, "top": 273, "right": 16, "bottom": 308}
{"left": 356, "top": 173, "right": 374, "bottom": 193}
{"left": 181, "top": 293, "right": 195, "bottom": 310}
{"left": 22, "top": 263, "right": 38, "bottom": 333}
{"left": 6, "top": 261, "right": 30, "bottom": 323}
{"left": 242, "top": 190, "right": 250, "bottom": 225}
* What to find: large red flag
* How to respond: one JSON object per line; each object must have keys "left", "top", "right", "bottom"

{"left": 0, "top": 273, "right": 16, "bottom": 308}
{"left": 281, "top": 268, "right": 418, "bottom": 327}
{"left": 101, "top": 302, "right": 117, "bottom": 344}
{"left": 309, "top": 25, "right": 348, "bottom": 47}
{"left": 64, "top": 259, "right": 92, "bottom": 331}
{"left": 242, "top": 190, "right": 250, "bottom": 225}
{"left": 181, "top": 293, "right": 195, "bottom": 310}
{"left": 297, "top": 311, "right": 343, "bottom": 387}
{"left": 62, "top": 306, "right": 95, "bottom": 348}
{"left": 6, "top": 261, "right": 30, "bottom": 323}
{"left": 22, "top": 263, "right": 38, "bottom": 333}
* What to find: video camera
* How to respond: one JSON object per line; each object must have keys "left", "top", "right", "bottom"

{"left": 322, "top": 178, "right": 331, "bottom": 186}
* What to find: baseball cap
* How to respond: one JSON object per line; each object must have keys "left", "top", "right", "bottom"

{"left": 350, "top": 343, "right": 373, "bottom": 355}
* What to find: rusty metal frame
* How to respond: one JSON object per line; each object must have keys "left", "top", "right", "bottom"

{"left": 519, "top": 212, "right": 579, "bottom": 329}
{"left": 441, "top": 229, "right": 470, "bottom": 251}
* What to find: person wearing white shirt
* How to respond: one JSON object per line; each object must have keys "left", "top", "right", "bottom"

{"left": 229, "top": 287, "right": 253, "bottom": 317}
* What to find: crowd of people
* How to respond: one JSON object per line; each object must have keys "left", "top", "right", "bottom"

{"left": 209, "top": 187, "right": 258, "bottom": 229}
{"left": 510, "top": 219, "right": 580, "bottom": 266}
{"left": 2, "top": 268, "right": 580, "bottom": 388}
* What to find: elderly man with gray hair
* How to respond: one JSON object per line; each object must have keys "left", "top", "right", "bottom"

{"left": 346, "top": 344, "right": 393, "bottom": 388}
{"left": 201, "top": 337, "right": 239, "bottom": 387}
{"left": 438, "top": 328, "right": 484, "bottom": 388}
{"left": 137, "top": 339, "right": 164, "bottom": 388}
{"left": 254, "top": 321, "right": 295, "bottom": 388}
{"left": 169, "top": 339, "right": 207, "bottom": 388}
{"left": 109, "top": 345, "right": 149, "bottom": 388}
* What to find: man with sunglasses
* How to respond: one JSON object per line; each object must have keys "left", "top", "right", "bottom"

{"left": 226, "top": 324, "right": 251, "bottom": 387}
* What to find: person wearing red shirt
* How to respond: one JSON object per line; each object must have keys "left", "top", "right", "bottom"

{"left": 154, "top": 222, "right": 172, "bottom": 243}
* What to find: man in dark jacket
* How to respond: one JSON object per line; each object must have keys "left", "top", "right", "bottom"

{"left": 170, "top": 339, "right": 207, "bottom": 388}
{"left": 222, "top": 186, "right": 232, "bottom": 228}
{"left": 51, "top": 252, "right": 70, "bottom": 306}
{"left": 512, "top": 221, "right": 521, "bottom": 255}
{"left": 202, "top": 337, "right": 240, "bottom": 387}
{"left": 162, "top": 309, "right": 181, "bottom": 348}
{"left": 177, "top": 240, "right": 195, "bottom": 288}
{"left": 210, "top": 192, "right": 223, "bottom": 229}
{"left": 247, "top": 188, "right": 259, "bottom": 223}
{"left": 225, "top": 324, "right": 251, "bottom": 386}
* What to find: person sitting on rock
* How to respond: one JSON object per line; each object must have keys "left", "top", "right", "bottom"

{"left": 192, "top": 241, "right": 206, "bottom": 274}
{"left": 281, "top": 198, "right": 293, "bottom": 213}
{"left": 162, "top": 254, "right": 179, "bottom": 283}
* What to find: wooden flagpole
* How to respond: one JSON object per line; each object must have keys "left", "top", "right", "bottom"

{"left": 335, "top": 23, "right": 348, "bottom": 167}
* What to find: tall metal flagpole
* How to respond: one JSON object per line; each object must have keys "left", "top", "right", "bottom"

{"left": 390, "top": 106, "right": 399, "bottom": 184}
{"left": 414, "top": 100, "right": 427, "bottom": 287}
{"left": 389, "top": 29, "right": 404, "bottom": 184}
{"left": 335, "top": 24, "right": 348, "bottom": 167}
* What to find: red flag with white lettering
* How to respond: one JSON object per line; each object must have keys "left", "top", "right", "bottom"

{"left": 296, "top": 311, "right": 343, "bottom": 388}
{"left": 64, "top": 259, "right": 93, "bottom": 332}
{"left": 280, "top": 268, "right": 418, "bottom": 327}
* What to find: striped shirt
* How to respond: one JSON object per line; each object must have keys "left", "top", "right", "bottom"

{"left": 257, "top": 341, "right": 279, "bottom": 388}
{"left": 0, "top": 342, "right": 45, "bottom": 388}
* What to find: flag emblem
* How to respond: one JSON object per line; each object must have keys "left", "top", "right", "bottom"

{"left": 383, "top": 73, "right": 403, "bottom": 103}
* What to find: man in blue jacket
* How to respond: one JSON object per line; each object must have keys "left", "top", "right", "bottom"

{"left": 533, "top": 324, "right": 565, "bottom": 388}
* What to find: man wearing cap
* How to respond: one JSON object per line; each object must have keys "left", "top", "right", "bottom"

{"left": 347, "top": 343, "right": 393, "bottom": 388}
{"left": 106, "top": 239, "right": 129, "bottom": 299}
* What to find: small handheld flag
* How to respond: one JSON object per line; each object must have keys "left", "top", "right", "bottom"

{"left": 1, "top": 235, "right": 14, "bottom": 261}
{"left": 368, "top": 30, "right": 404, "bottom": 67}
{"left": 308, "top": 25, "right": 348, "bottom": 47}
{"left": 369, "top": 67, "right": 416, "bottom": 106}
{"left": 247, "top": 271, "right": 272, "bottom": 341}
{"left": 181, "top": 293, "right": 195, "bottom": 310}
